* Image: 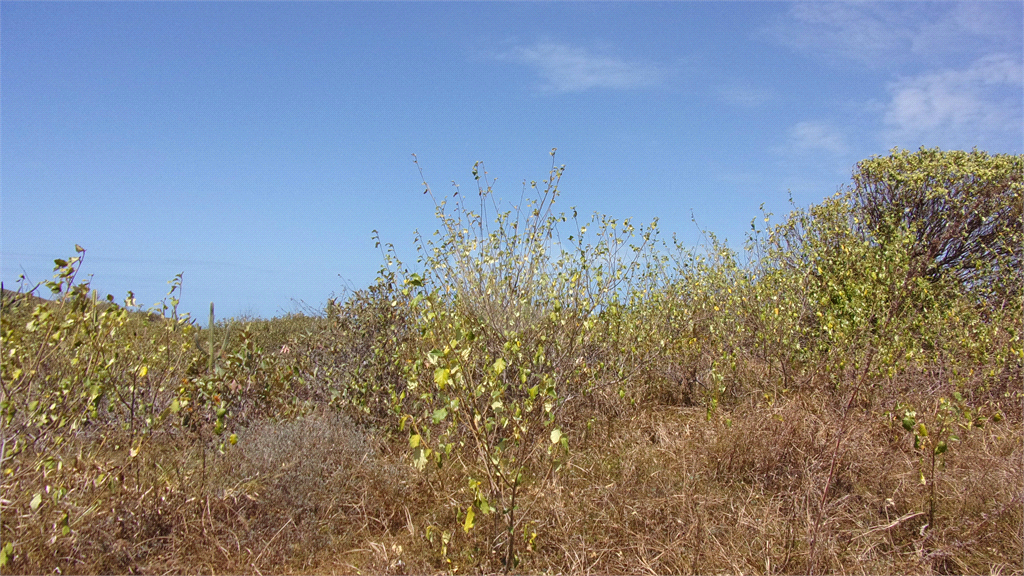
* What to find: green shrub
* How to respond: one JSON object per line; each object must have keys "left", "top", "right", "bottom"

{"left": 0, "top": 248, "right": 196, "bottom": 569}
{"left": 850, "top": 147, "right": 1023, "bottom": 301}
{"left": 381, "top": 151, "right": 658, "bottom": 571}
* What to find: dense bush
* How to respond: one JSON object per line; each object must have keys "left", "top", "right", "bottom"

{"left": 378, "top": 152, "right": 660, "bottom": 570}
{"left": 850, "top": 148, "right": 1022, "bottom": 300}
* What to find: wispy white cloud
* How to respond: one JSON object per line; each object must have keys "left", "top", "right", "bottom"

{"left": 763, "top": 3, "right": 1021, "bottom": 68}
{"left": 761, "top": 4, "right": 1022, "bottom": 151}
{"left": 910, "top": 3, "right": 1022, "bottom": 57}
{"left": 786, "top": 121, "right": 850, "bottom": 155}
{"left": 718, "top": 83, "right": 775, "bottom": 108}
{"left": 760, "top": 3, "right": 908, "bottom": 67}
{"left": 495, "top": 42, "right": 665, "bottom": 93}
{"left": 882, "top": 54, "right": 1023, "bottom": 148}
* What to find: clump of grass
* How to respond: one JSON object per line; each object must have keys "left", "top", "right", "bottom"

{"left": 175, "top": 410, "right": 415, "bottom": 574}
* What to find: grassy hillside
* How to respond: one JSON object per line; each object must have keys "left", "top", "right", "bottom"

{"left": 1, "top": 148, "right": 1021, "bottom": 575}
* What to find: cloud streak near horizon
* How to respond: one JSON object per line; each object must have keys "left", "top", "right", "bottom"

{"left": 496, "top": 42, "right": 666, "bottom": 93}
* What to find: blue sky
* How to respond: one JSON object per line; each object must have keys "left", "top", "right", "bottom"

{"left": 3, "top": 2, "right": 1022, "bottom": 322}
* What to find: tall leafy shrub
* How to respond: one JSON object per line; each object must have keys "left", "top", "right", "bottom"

{"left": 386, "top": 151, "right": 658, "bottom": 570}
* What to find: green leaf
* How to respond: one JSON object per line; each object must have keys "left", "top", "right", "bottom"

{"left": 169, "top": 398, "right": 181, "bottom": 414}
{"left": 30, "top": 493, "right": 42, "bottom": 512}
{"left": 409, "top": 434, "right": 422, "bottom": 448}
{"left": 0, "top": 541, "right": 13, "bottom": 568}
{"left": 434, "top": 368, "right": 450, "bottom": 389}
{"left": 432, "top": 408, "right": 448, "bottom": 424}
{"left": 463, "top": 505, "right": 475, "bottom": 533}
{"left": 492, "top": 357, "right": 507, "bottom": 375}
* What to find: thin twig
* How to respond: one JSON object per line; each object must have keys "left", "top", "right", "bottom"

{"left": 853, "top": 511, "right": 926, "bottom": 540}
{"left": 252, "top": 517, "right": 293, "bottom": 569}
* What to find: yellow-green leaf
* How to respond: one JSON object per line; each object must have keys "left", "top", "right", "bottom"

{"left": 434, "top": 368, "right": 450, "bottom": 389}
{"left": 432, "top": 408, "right": 447, "bottom": 424}
{"left": 412, "top": 446, "right": 429, "bottom": 471}
{"left": 492, "top": 357, "right": 507, "bottom": 375}
{"left": 30, "top": 493, "right": 42, "bottom": 511}
{"left": 0, "top": 541, "right": 13, "bottom": 568}
{"left": 550, "top": 428, "right": 563, "bottom": 444}
{"left": 463, "top": 505, "right": 475, "bottom": 533}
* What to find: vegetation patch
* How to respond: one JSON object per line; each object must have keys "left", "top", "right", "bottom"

{"left": 1, "top": 147, "right": 1021, "bottom": 574}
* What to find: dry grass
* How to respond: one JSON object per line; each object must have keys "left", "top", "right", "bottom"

{"left": 502, "top": 395, "right": 1022, "bottom": 576}
{"left": 4, "top": 389, "right": 1020, "bottom": 575}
